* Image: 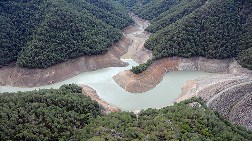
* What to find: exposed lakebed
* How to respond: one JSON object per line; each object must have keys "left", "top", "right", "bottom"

{"left": 0, "top": 14, "right": 212, "bottom": 111}
{"left": 0, "top": 59, "right": 210, "bottom": 111}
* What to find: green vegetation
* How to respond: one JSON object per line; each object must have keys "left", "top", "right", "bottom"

{"left": 116, "top": 0, "right": 252, "bottom": 70}
{"left": 78, "top": 98, "right": 252, "bottom": 140}
{"left": 134, "top": 0, "right": 180, "bottom": 20}
{"left": 113, "top": 0, "right": 152, "bottom": 10}
{"left": 237, "top": 47, "right": 252, "bottom": 69}
{"left": 3, "top": 0, "right": 251, "bottom": 69}
{"left": 0, "top": 84, "right": 100, "bottom": 140}
{"left": 145, "top": 0, "right": 207, "bottom": 33}
{"left": 144, "top": 0, "right": 252, "bottom": 60}
{"left": 1, "top": 88, "right": 252, "bottom": 141}
{"left": 131, "top": 59, "right": 153, "bottom": 74}
{"left": 0, "top": 0, "right": 133, "bottom": 68}
{"left": 1, "top": 0, "right": 252, "bottom": 69}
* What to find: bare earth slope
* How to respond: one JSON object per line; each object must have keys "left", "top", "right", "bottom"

{"left": 175, "top": 73, "right": 252, "bottom": 130}
{"left": 0, "top": 13, "right": 151, "bottom": 88}
{"left": 114, "top": 57, "right": 252, "bottom": 93}
{"left": 121, "top": 13, "right": 152, "bottom": 63}
{"left": 0, "top": 39, "right": 129, "bottom": 87}
{"left": 112, "top": 15, "right": 252, "bottom": 130}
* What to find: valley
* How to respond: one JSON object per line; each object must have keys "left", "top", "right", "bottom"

{"left": 1, "top": 0, "right": 252, "bottom": 140}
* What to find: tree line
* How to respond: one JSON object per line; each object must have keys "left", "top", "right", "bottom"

{"left": 1, "top": 88, "right": 252, "bottom": 140}
{"left": 0, "top": 0, "right": 133, "bottom": 68}
{"left": 116, "top": 0, "right": 252, "bottom": 70}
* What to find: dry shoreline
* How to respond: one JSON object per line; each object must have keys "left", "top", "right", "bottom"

{"left": 1, "top": 12, "right": 251, "bottom": 129}
{"left": 175, "top": 73, "right": 252, "bottom": 130}
{"left": 80, "top": 84, "right": 120, "bottom": 114}
{"left": 113, "top": 56, "right": 252, "bottom": 129}
{"left": 0, "top": 13, "right": 151, "bottom": 114}
{"left": 0, "top": 13, "right": 151, "bottom": 88}
{"left": 113, "top": 57, "right": 252, "bottom": 93}
{"left": 0, "top": 26, "right": 131, "bottom": 88}
{"left": 121, "top": 13, "right": 152, "bottom": 64}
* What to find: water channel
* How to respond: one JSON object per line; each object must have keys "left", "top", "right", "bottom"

{"left": 0, "top": 14, "right": 211, "bottom": 111}
{"left": 0, "top": 59, "right": 210, "bottom": 111}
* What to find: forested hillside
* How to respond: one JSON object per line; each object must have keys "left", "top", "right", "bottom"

{"left": 1, "top": 89, "right": 252, "bottom": 140}
{"left": 116, "top": 0, "right": 252, "bottom": 70}
{"left": 0, "top": 0, "right": 133, "bottom": 68}
{"left": 237, "top": 47, "right": 252, "bottom": 69}
{"left": 0, "top": 84, "right": 101, "bottom": 140}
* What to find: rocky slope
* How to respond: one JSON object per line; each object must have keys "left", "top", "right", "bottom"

{"left": 111, "top": 14, "right": 252, "bottom": 130}
{"left": 175, "top": 73, "right": 252, "bottom": 130}
{"left": 113, "top": 55, "right": 252, "bottom": 129}
{"left": 121, "top": 13, "right": 152, "bottom": 64}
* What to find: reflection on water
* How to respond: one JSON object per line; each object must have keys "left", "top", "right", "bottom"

{"left": 0, "top": 59, "right": 210, "bottom": 111}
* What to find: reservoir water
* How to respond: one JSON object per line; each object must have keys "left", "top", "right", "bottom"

{"left": 0, "top": 59, "right": 210, "bottom": 111}
{"left": 0, "top": 14, "right": 212, "bottom": 111}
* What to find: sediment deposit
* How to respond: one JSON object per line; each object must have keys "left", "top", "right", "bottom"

{"left": 114, "top": 57, "right": 179, "bottom": 93}
{"left": 80, "top": 84, "right": 120, "bottom": 114}
{"left": 121, "top": 13, "right": 152, "bottom": 64}
{"left": 114, "top": 57, "right": 252, "bottom": 93}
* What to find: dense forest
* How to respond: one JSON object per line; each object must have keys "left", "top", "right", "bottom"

{"left": 1, "top": 87, "right": 252, "bottom": 140}
{"left": 0, "top": 0, "right": 133, "bottom": 68}
{"left": 116, "top": 0, "right": 252, "bottom": 70}
{"left": 1, "top": 0, "right": 251, "bottom": 69}
{"left": 0, "top": 84, "right": 101, "bottom": 140}
{"left": 237, "top": 47, "right": 252, "bottom": 69}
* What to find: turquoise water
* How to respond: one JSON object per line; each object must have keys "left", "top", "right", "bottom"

{"left": 0, "top": 59, "right": 210, "bottom": 111}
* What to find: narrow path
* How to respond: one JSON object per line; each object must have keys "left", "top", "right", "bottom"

{"left": 206, "top": 81, "right": 252, "bottom": 106}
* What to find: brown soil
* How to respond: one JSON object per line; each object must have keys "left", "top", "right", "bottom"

{"left": 80, "top": 84, "right": 120, "bottom": 114}
{"left": 114, "top": 57, "right": 252, "bottom": 93}
{"left": 0, "top": 30, "right": 132, "bottom": 87}
{"left": 0, "top": 13, "right": 152, "bottom": 88}
{"left": 113, "top": 57, "right": 179, "bottom": 93}
{"left": 114, "top": 54, "right": 252, "bottom": 129}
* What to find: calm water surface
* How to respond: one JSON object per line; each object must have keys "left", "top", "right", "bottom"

{"left": 0, "top": 59, "right": 211, "bottom": 111}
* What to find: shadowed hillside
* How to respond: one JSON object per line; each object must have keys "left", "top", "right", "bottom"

{"left": 0, "top": 0, "right": 133, "bottom": 68}
{"left": 115, "top": 0, "right": 252, "bottom": 70}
